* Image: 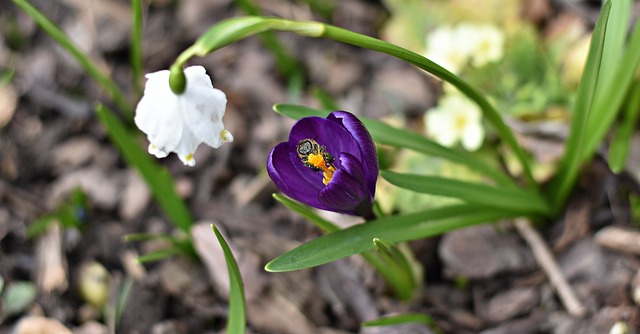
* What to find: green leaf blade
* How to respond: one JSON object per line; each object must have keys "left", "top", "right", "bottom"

{"left": 212, "top": 224, "right": 247, "bottom": 334}
{"left": 381, "top": 171, "right": 550, "bottom": 215}
{"left": 584, "top": 12, "right": 640, "bottom": 160}
{"left": 273, "top": 194, "right": 339, "bottom": 233}
{"left": 609, "top": 81, "right": 640, "bottom": 173}
{"left": 372, "top": 238, "right": 417, "bottom": 297}
{"left": 265, "top": 204, "right": 518, "bottom": 272}
{"left": 95, "top": 104, "right": 193, "bottom": 232}
{"left": 130, "top": 0, "right": 144, "bottom": 96}
{"left": 545, "top": 1, "right": 612, "bottom": 210}
{"left": 273, "top": 193, "right": 416, "bottom": 299}
{"left": 362, "top": 313, "right": 441, "bottom": 333}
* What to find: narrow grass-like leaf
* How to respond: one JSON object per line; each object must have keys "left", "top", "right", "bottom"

{"left": 114, "top": 277, "right": 133, "bottom": 327}
{"left": 609, "top": 81, "right": 640, "bottom": 173}
{"left": 131, "top": 0, "right": 144, "bottom": 96}
{"left": 273, "top": 194, "right": 339, "bottom": 233}
{"left": 26, "top": 215, "right": 56, "bottom": 238}
{"left": 212, "top": 224, "right": 246, "bottom": 334}
{"left": 124, "top": 233, "right": 196, "bottom": 262}
{"left": 593, "top": 0, "right": 630, "bottom": 105}
{"left": 274, "top": 103, "right": 330, "bottom": 118}
{"left": 545, "top": 1, "right": 611, "bottom": 210}
{"left": 362, "top": 313, "right": 442, "bottom": 334}
{"left": 382, "top": 171, "right": 550, "bottom": 215}
{"left": 273, "top": 104, "right": 516, "bottom": 188}
{"left": 311, "top": 87, "right": 341, "bottom": 111}
{"left": 95, "top": 104, "right": 193, "bottom": 232}
{"left": 273, "top": 193, "right": 414, "bottom": 299}
{"left": 12, "top": 0, "right": 131, "bottom": 117}
{"left": 266, "top": 204, "right": 519, "bottom": 272}
{"left": 373, "top": 238, "right": 417, "bottom": 297}
{"left": 583, "top": 14, "right": 640, "bottom": 159}
{"left": 122, "top": 233, "right": 188, "bottom": 244}
{"left": 135, "top": 248, "right": 181, "bottom": 263}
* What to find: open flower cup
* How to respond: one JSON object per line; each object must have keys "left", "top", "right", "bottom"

{"left": 267, "top": 111, "right": 378, "bottom": 219}
{"left": 135, "top": 65, "right": 233, "bottom": 166}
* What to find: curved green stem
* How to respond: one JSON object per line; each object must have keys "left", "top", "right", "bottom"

{"left": 131, "top": 0, "right": 144, "bottom": 97}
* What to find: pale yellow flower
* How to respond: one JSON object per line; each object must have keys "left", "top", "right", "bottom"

{"left": 425, "top": 25, "right": 471, "bottom": 75}
{"left": 425, "top": 93, "right": 484, "bottom": 151}
{"left": 464, "top": 23, "right": 505, "bottom": 67}
{"left": 425, "top": 23, "right": 505, "bottom": 73}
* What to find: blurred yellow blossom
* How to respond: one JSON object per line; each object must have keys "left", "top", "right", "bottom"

{"left": 465, "top": 23, "right": 505, "bottom": 67}
{"left": 425, "top": 23, "right": 505, "bottom": 74}
{"left": 424, "top": 25, "right": 472, "bottom": 74}
{"left": 425, "top": 92, "right": 485, "bottom": 151}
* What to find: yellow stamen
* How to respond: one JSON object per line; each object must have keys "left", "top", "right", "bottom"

{"left": 454, "top": 115, "right": 469, "bottom": 131}
{"left": 307, "top": 153, "right": 336, "bottom": 185}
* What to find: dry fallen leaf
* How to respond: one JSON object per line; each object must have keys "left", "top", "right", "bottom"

{"left": 0, "top": 84, "right": 17, "bottom": 128}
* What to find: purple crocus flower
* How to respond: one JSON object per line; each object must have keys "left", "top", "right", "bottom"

{"left": 267, "top": 111, "right": 378, "bottom": 218}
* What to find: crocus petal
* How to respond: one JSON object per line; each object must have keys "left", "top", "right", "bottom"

{"left": 289, "top": 116, "right": 362, "bottom": 167}
{"left": 327, "top": 111, "right": 378, "bottom": 197}
{"left": 267, "top": 111, "right": 378, "bottom": 217}
{"left": 318, "top": 152, "right": 371, "bottom": 215}
{"left": 318, "top": 171, "right": 365, "bottom": 214}
{"left": 267, "top": 142, "right": 326, "bottom": 209}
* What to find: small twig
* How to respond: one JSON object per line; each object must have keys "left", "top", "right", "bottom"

{"left": 514, "top": 218, "right": 586, "bottom": 317}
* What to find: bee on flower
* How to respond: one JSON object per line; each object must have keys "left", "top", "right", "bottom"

{"left": 267, "top": 111, "right": 378, "bottom": 219}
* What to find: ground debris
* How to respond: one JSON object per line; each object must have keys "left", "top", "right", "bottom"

{"left": 439, "top": 224, "right": 536, "bottom": 279}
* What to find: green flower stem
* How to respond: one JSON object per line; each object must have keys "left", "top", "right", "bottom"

{"left": 171, "top": 16, "right": 536, "bottom": 189}
{"left": 131, "top": 0, "right": 144, "bottom": 96}
{"left": 13, "top": 0, "right": 132, "bottom": 118}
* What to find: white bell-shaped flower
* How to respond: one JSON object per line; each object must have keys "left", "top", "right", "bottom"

{"left": 135, "top": 65, "right": 233, "bottom": 166}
